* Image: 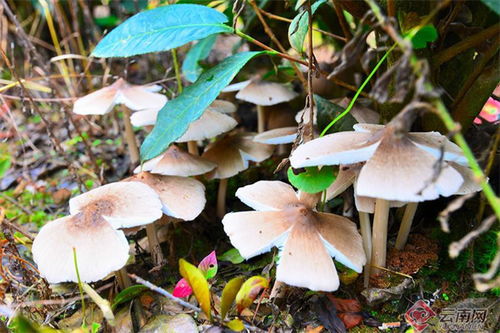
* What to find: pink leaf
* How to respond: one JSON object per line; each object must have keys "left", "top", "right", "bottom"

{"left": 198, "top": 250, "right": 218, "bottom": 279}
{"left": 172, "top": 278, "right": 193, "bottom": 298}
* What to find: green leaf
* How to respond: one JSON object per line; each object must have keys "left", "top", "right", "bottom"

{"left": 408, "top": 24, "right": 438, "bottom": 49}
{"left": 182, "top": 34, "right": 217, "bottom": 83}
{"left": 288, "top": 0, "right": 326, "bottom": 53}
{"left": 219, "top": 248, "right": 245, "bottom": 264}
{"left": 287, "top": 166, "right": 335, "bottom": 193}
{"left": 0, "top": 151, "right": 11, "bottom": 179}
{"left": 235, "top": 276, "right": 269, "bottom": 313}
{"left": 111, "top": 285, "right": 148, "bottom": 310}
{"left": 226, "top": 318, "right": 245, "bottom": 331}
{"left": 92, "top": 4, "right": 232, "bottom": 57}
{"left": 480, "top": 0, "right": 500, "bottom": 14}
{"left": 315, "top": 95, "right": 357, "bottom": 135}
{"left": 141, "top": 51, "right": 265, "bottom": 161}
{"left": 179, "top": 258, "right": 211, "bottom": 319}
{"left": 220, "top": 276, "right": 245, "bottom": 320}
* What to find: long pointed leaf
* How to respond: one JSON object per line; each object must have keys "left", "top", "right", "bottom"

{"left": 140, "top": 51, "right": 265, "bottom": 161}
{"left": 92, "top": 4, "right": 232, "bottom": 57}
{"left": 179, "top": 259, "right": 212, "bottom": 319}
{"left": 220, "top": 276, "right": 245, "bottom": 320}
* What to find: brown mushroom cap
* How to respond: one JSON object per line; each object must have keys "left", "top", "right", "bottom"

{"left": 235, "top": 80, "right": 298, "bottom": 106}
{"left": 253, "top": 127, "right": 297, "bottom": 145}
{"left": 202, "top": 132, "right": 274, "bottom": 179}
{"left": 134, "top": 145, "right": 216, "bottom": 177}
{"left": 69, "top": 181, "right": 163, "bottom": 229}
{"left": 73, "top": 78, "right": 167, "bottom": 115}
{"left": 32, "top": 215, "right": 130, "bottom": 283}
{"left": 222, "top": 181, "right": 366, "bottom": 291}
{"left": 127, "top": 172, "right": 206, "bottom": 221}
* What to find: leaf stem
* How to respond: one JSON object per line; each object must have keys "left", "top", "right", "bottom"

{"left": 172, "top": 48, "right": 183, "bottom": 94}
{"left": 320, "top": 44, "right": 396, "bottom": 136}
{"left": 73, "top": 248, "right": 86, "bottom": 326}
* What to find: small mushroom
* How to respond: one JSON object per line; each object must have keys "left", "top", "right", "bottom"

{"left": 32, "top": 182, "right": 163, "bottom": 283}
{"left": 125, "top": 171, "right": 206, "bottom": 267}
{"left": 134, "top": 145, "right": 216, "bottom": 177}
{"left": 73, "top": 78, "right": 167, "bottom": 166}
{"left": 290, "top": 121, "right": 468, "bottom": 275}
{"left": 254, "top": 127, "right": 297, "bottom": 145}
{"left": 222, "top": 181, "right": 366, "bottom": 291}
{"left": 131, "top": 100, "right": 237, "bottom": 155}
{"left": 228, "top": 79, "right": 298, "bottom": 133}
{"left": 202, "top": 131, "right": 274, "bottom": 217}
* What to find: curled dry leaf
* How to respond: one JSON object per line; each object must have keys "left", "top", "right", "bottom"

{"left": 235, "top": 276, "right": 269, "bottom": 313}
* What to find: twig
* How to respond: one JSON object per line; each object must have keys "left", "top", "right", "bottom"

{"left": 473, "top": 234, "right": 500, "bottom": 291}
{"left": 248, "top": 0, "right": 307, "bottom": 86}
{"left": 257, "top": 8, "right": 346, "bottom": 41}
{"left": 129, "top": 274, "right": 264, "bottom": 332}
{"left": 331, "top": 0, "right": 352, "bottom": 40}
{"left": 449, "top": 215, "right": 497, "bottom": 258}
{"left": 306, "top": 0, "right": 315, "bottom": 141}
{"left": 129, "top": 273, "right": 201, "bottom": 312}
{"left": 432, "top": 23, "right": 500, "bottom": 67}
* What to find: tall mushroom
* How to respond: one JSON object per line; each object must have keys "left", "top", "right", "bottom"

{"left": 226, "top": 79, "right": 298, "bottom": 133}
{"left": 222, "top": 181, "right": 366, "bottom": 291}
{"left": 32, "top": 182, "right": 163, "bottom": 283}
{"left": 290, "top": 120, "right": 468, "bottom": 275}
{"left": 202, "top": 131, "right": 274, "bottom": 218}
{"left": 73, "top": 78, "right": 167, "bottom": 165}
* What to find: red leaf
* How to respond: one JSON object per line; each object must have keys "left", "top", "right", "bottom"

{"left": 172, "top": 278, "right": 193, "bottom": 298}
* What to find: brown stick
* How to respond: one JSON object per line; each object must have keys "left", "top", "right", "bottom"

{"left": 217, "top": 178, "right": 228, "bottom": 218}
{"left": 331, "top": 0, "right": 352, "bottom": 40}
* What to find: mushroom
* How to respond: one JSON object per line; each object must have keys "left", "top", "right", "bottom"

{"left": 222, "top": 181, "right": 366, "bottom": 291}
{"left": 134, "top": 144, "right": 216, "bottom": 176}
{"left": 73, "top": 78, "right": 167, "bottom": 166}
{"left": 130, "top": 99, "right": 237, "bottom": 155}
{"left": 126, "top": 167, "right": 207, "bottom": 267}
{"left": 254, "top": 127, "right": 297, "bottom": 145}
{"left": 32, "top": 182, "right": 163, "bottom": 283}
{"left": 202, "top": 131, "right": 274, "bottom": 218}
{"left": 227, "top": 79, "right": 298, "bottom": 133}
{"left": 290, "top": 120, "right": 468, "bottom": 275}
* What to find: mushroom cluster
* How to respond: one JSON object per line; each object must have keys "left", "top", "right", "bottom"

{"left": 290, "top": 119, "right": 480, "bottom": 278}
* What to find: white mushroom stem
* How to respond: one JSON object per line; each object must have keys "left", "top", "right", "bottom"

{"left": 217, "top": 178, "right": 228, "bottom": 218}
{"left": 257, "top": 105, "right": 266, "bottom": 133}
{"left": 370, "top": 198, "right": 390, "bottom": 276}
{"left": 359, "top": 211, "right": 372, "bottom": 287}
{"left": 395, "top": 202, "right": 418, "bottom": 250}
{"left": 146, "top": 221, "right": 166, "bottom": 267}
{"left": 187, "top": 141, "right": 199, "bottom": 156}
{"left": 122, "top": 108, "right": 140, "bottom": 166}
